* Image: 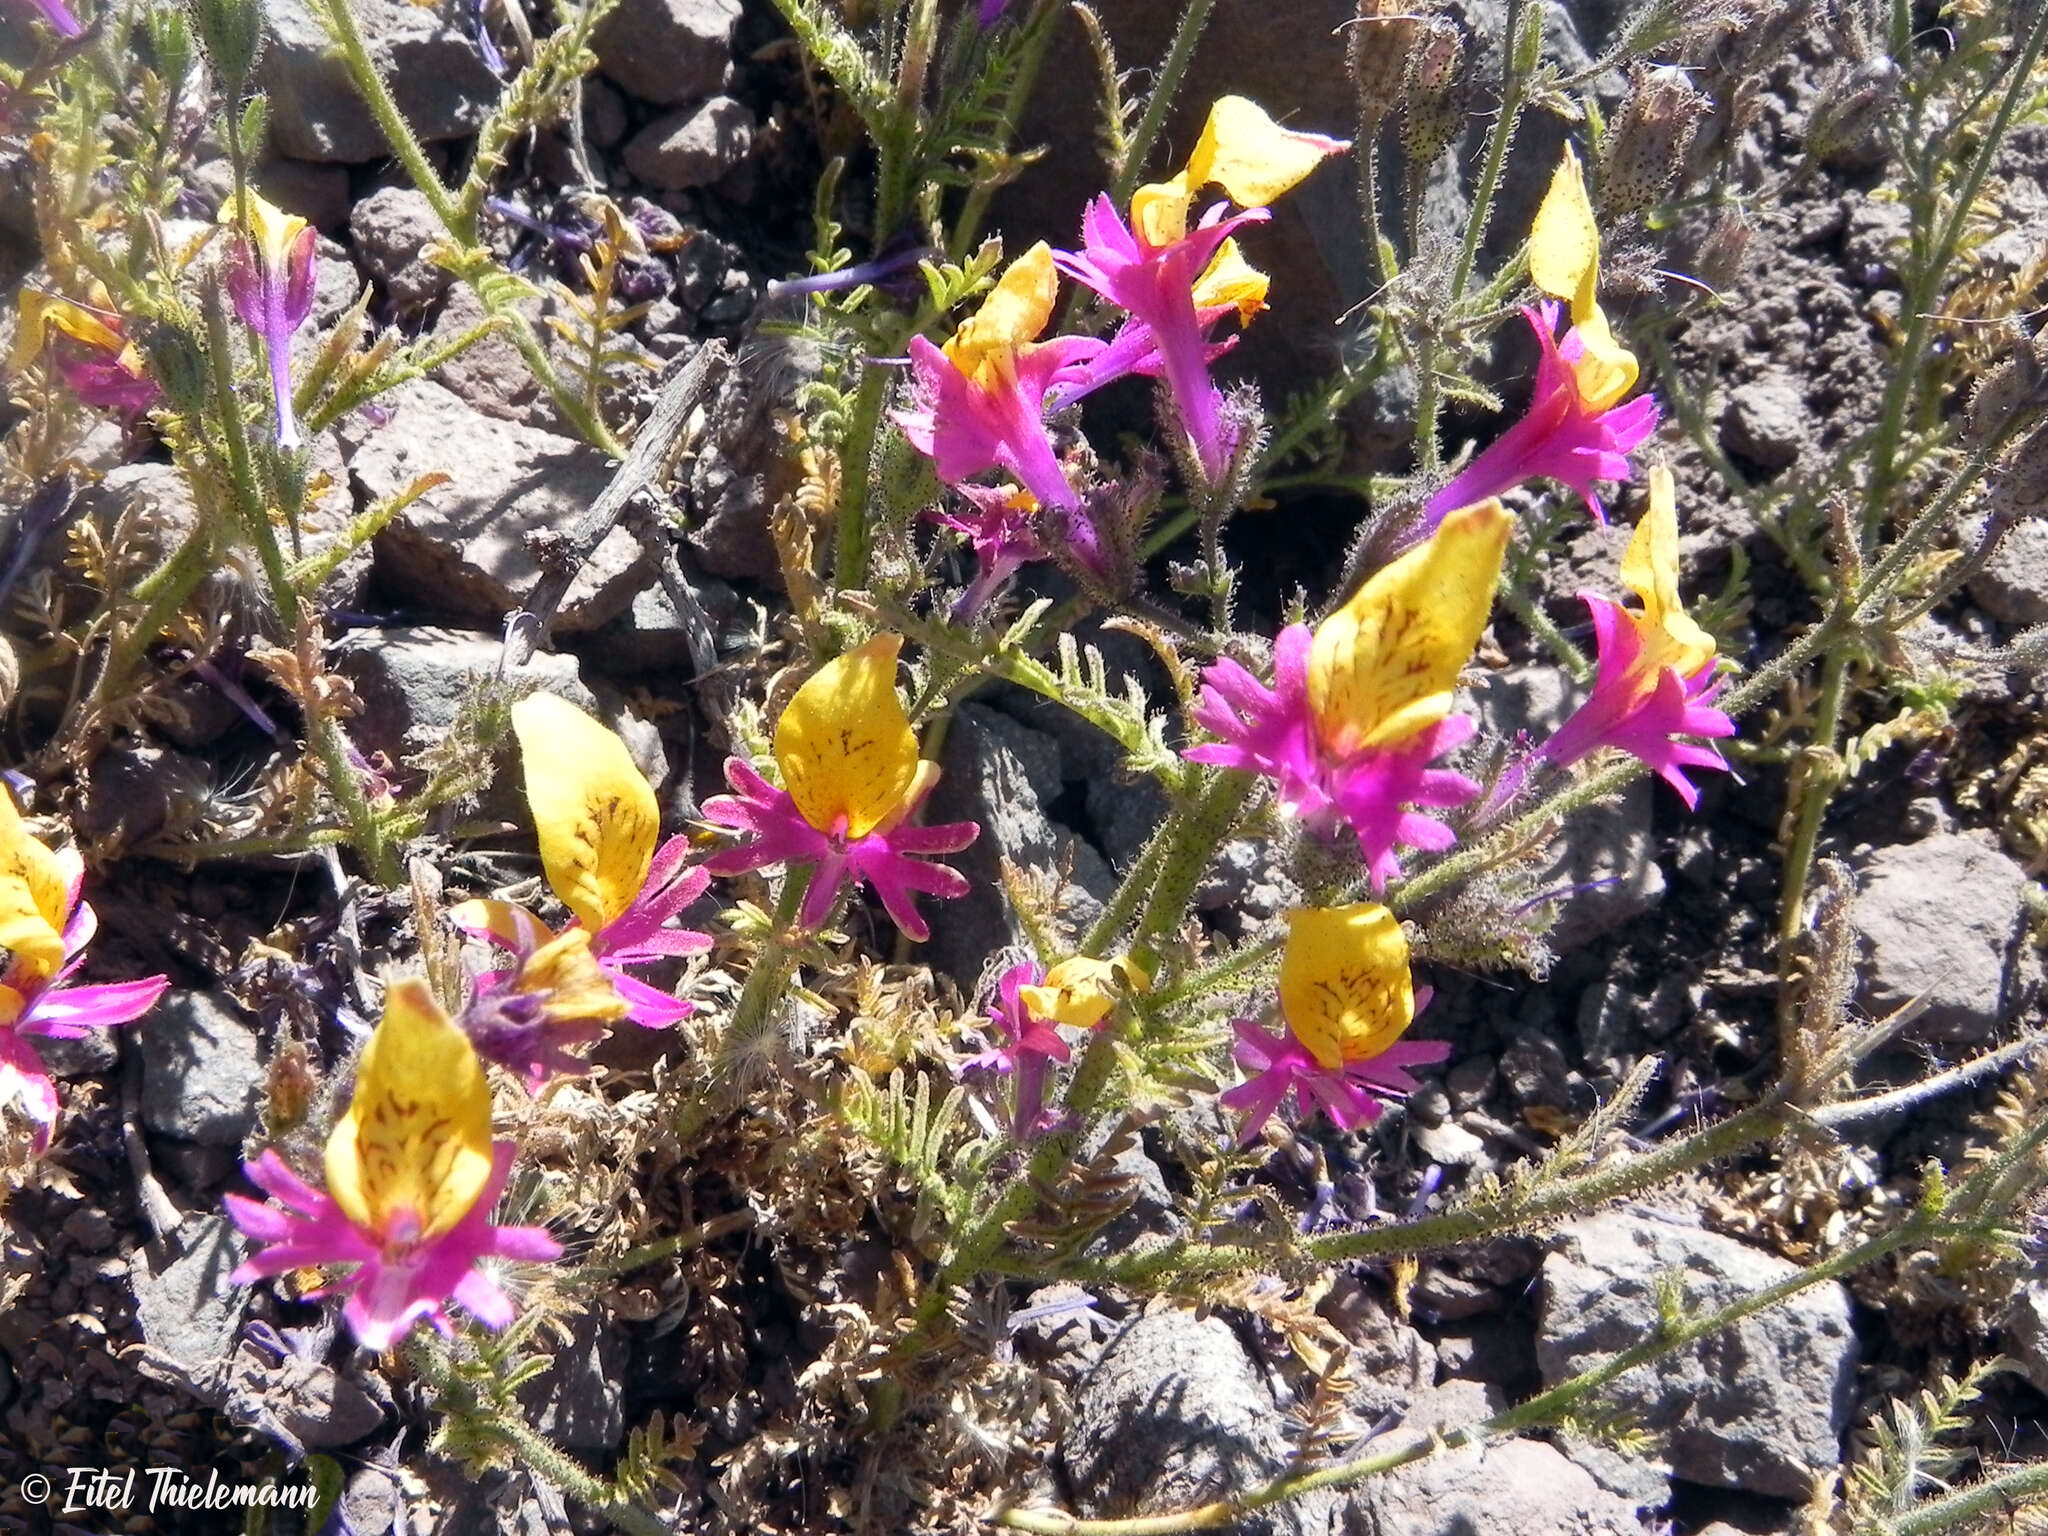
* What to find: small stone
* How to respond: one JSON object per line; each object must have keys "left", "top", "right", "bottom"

{"left": 622, "top": 97, "right": 756, "bottom": 191}
{"left": 2002, "top": 1283, "right": 2048, "bottom": 1396}
{"left": 1969, "top": 515, "right": 2048, "bottom": 626}
{"left": 339, "top": 379, "right": 651, "bottom": 631}
{"left": 426, "top": 282, "right": 542, "bottom": 421}
{"left": 594, "top": 0, "right": 740, "bottom": 106}
{"left": 1537, "top": 1211, "right": 1857, "bottom": 1498}
{"left": 1719, "top": 376, "right": 1810, "bottom": 475}
{"left": 1854, "top": 832, "right": 2028, "bottom": 1042}
{"left": 1345, "top": 1434, "right": 1645, "bottom": 1536}
{"left": 349, "top": 186, "right": 452, "bottom": 310}
{"left": 257, "top": 0, "right": 499, "bottom": 163}
{"left": 1063, "top": 1310, "right": 1334, "bottom": 1536}
{"left": 133, "top": 1215, "right": 252, "bottom": 1365}
{"left": 139, "top": 990, "right": 265, "bottom": 1147}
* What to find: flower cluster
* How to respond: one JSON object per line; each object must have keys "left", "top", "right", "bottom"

{"left": 10, "top": 285, "right": 160, "bottom": 417}
{"left": 962, "top": 954, "right": 1149, "bottom": 1136}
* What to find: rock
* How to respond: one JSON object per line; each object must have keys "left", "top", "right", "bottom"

{"left": 1854, "top": 832, "right": 2027, "bottom": 1042}
{"left": 518, "top": 1307, "right": 626, "bottom": 1452}
{"left": 1433, "top": 1314, "right": 1538, "bottom": 1387}
{"left": 1536, "top": 1211, "right": 1857, "bottom": 1498}
{"left": 138, "top": 990, "right": 265, "bottom": 1147}
{"left": 1719, "top": 376, "right": 1810, "bottom": 475}
{"left": 311, "top": 234, "right": 365, "bottom": 326}
{"left": 332, "top": 626, "right": 665, "bottom": 790}
{"left": 349, "top": 186, "right": 451, "bottom": 310}
{"left": 1318, "top": 1275, "right": 1433, "bottom": 1422}
{"left": 427, "top": 282, "right": 543, "bottom": 421}
{"left": 924, "top": 704, "right": 1114, "bottom": 987}
{"left": 684, "top": 340, "right": 815, "bottom": 582}
{"left": 1062, "top": 1310, "right": 1334, "bottom": 1536}
{"left": 622, "top": 96, "right": 756, "bottom": 190}
{"left": 133, "top": 1215, "right": 252, "bottom": 1365}
{"left": 593, "top": 0, "right": 739, "bottom": 106}
{"left": 339, "top": 379, "right": 652, "bottom": 631}
{"left": 257, "top": 0, "right": 499, "bottom": 163}
{"left": 1474, "top": 665, "right": 1666, "bottom": 946}
{"left": 1344, "top": 1433, "right": 1646, "bottom": 1536}
{"left": 578, "top": 572, "right": 744, "bottom": 676}
{"left": 1969, "top": 515, "right": 2048, "bottom": 626}
{"left": 2000, "top": 1282, "right": 2048, "bottom": 1396}
{"left": 192, "top": 153, "right": 351, "bottom": 233}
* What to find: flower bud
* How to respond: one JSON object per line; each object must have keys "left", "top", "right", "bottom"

{"left": 186, "top": 0, "right": 264, "bottom": 91}
{"left": 1804, "top": 55, "right": 1900, "bottom": 171}
{"left": 1599, "top": 64, "right": 1708, "bottom": 217}
{"left": 1399, "top": 18, "right": 1467, "bottom": 172}
{"left": 1686, "top": 210, "right": 1752, "bottom": 293}
{"left": 136, "top": 318, "right": 209, "bottom": 415}
{"left": 1349, "top": 0, "right": 1423, "bottom": 133}
{"left": 1966, "top": 341, "right": 2048, "bottom": 451}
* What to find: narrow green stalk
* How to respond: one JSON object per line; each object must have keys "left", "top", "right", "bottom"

{"left": 1128, "top": 770, "right": 1253, "bottom": 975}
{"left": 1497, "top": 573, "right": 1589, "bottom": 681}
{"left": 874, "top": 0, "right": 940, "bottom": 243}
{"left": 580, "top": 1210, "right": 755, "bottom": 1280}
{"left": 1874, "top": 1458, "right": 2048, "bottom": 1536}
{"left": 409, "top": 1344, "right": 671, "bottom": 1536}
{"left": 314, "top": 0, "right": 462, "bottom": 236}
{"left": 1774, "top": 646, "right": 1848, "bottom": 950}
{"left": 834, "top": 356, "right": 896, "bottom": 586}
{"left": 722, "top": 868, "right": 813, "bottom": 1054}
{"left": 1448, "top": 0, "right": 1526, "bottom": 303}
{"left": 1080, "top": 813, "right": 1177, "bottom": 958}
{"left": 948, "top": 0, "right": 1061, "bottom": 262}
{"left": 100, "top": 521, "right": 218, "bottom": 701}
{"left": 1107, "top": 0, "right": 1219, "bottom": 209}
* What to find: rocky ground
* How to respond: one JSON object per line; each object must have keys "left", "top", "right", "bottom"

{"left": 3, "top": 0, "right": 2048, "bottom": 1533}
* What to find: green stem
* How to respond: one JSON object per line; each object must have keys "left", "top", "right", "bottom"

{"left": 721, "top": 867, "right": 813, "bottom": 1058}
{"left": 314, "top": 0, "right": 462, "bottom": 236}
{"left": 948, "top": 0, "right": 1061, "bottom": 262}
{"left": 579, "top": 1210, "right": 754, "bottom": 1281}
{"left": 1107, "top": 0, "right": 1219, "bottom": 209}
{"left": 1449, "top": 0, "right": 1526, "bottom": 304}
{"left": 1497, "top": 571, "right": 1589, "bottom": 681}
{"left": 1774, "top": 646, "right": 1848, "bottom": 952}
{"left": 834, "top": 357, "right": 895, "bottom": 586}
{"left": 1128, "top": 771, "right": 1253, "bottom": 976}
{"left": 100, "top": 520, "right": 218, "bottom": 701}
{"left": 1874, "top": 1460, "right": 2048, "bottom": 1536}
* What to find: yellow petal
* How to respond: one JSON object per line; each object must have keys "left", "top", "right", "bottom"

{"left": 1529, "top": 145, "right": 1602, "bottom": 322}
{"left": 512, "top": 692, "right": 659, "bottom": 935}
{"left": 11, "top": 289, "right": 126, "bottom": 375}
{"left": 775, "top": 634, "right": 922, "bottom": 840}
{"left": 1018, "top": 955, "right": 1148, "bottom": 1031}
{"left": 447, "top": 898, "right": 556, "bottom": 955}
{"left": 1620, "top": 465, "right": 1715, "bottom": 677}
{"left": 325, "top": 978, "right": 495, "bottom": 1243}
{"left": 1131, "top": 172, "right": 1195, "bottom": 250}
{"left": 1568, "top": 305, "right": 1638, "bottom": 411}
{"left": 0, "top": 788, "right": 74, "bottom": 983}
{"left": 512, "top": 928, "right": 628, "bottom": 1025}
{"left": 1278, "top": 903, "right": 1415, "bottom": 1070}
{"left": 944, "top": 242, "right": 1058, "bottom": 388}
{"left": 243, "top": 190, "right": 311, "bottom": 277}
{"left": 1308, "top": 500, "right": 1513, "bottom": 756}
{"left": 1191, "top": 238, "right": 1270, "bottom": 323}
{"left": 1183, "top": 96, "right": 1349, "bottom": 211}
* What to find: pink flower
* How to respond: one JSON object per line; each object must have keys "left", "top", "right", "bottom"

{"left": 1422, "top": 303, "right": 1660, "bottom": 532}
{"left": 1526, "top": 466, "right": 1734, "bottom": 806}
{"left": 1222, "top": 1019, "right": 1450, "bottom": 1145}
{"left": 894, "top": 242, "right": 1106, "bottom": 512}
{"left": 223, "top": 979, "right": 563, "bottom": 1352}
{"left": 0, "top": 795, "right": 167, "bottom": 1152}
{"left": 222, "top": 192, "right": 319, "bottom": 450}
{"left": 226, "top": 1144, "right": 561, "bottom": 1352}
{"left": 930, "top": 483, "right": 1046, "bottom": 618}
{"left": 16, "top": 0, "right": 81, "bottom": 37}
{"left": 701, "top": 636, "right": 978, "bottom": 942}
{"left": 1219, "top": 904, "right": 1448, "bottom": 1146}
{"left": 960, "top": 961, "right": 1074, "bottom": 1138}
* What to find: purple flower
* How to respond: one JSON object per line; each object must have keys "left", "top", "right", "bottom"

{"left": 16, "top": 0, "right": 80, "bottom": 37}
{"left": 1422, "top": 303, "right": 1660, "bottom": 533}
{"left": 929, "top": 483, "right": 1045, "bottom": 618}
{"left": 1222, "top": 1020, "right": 1451, "bottom": 1146}
{"left": 222, "top": 192, "right": 319, "bottom": 450}
{"left": 960, "top": 961, "right": 1073, "bottom": 1137}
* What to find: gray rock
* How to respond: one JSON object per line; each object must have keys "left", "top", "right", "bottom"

{"left": 593, "top": 0, "right": 739, "bottom": 105}
{"left": 332, "top": 626, "right": 665, "bottom": 790}
{"left": 311, "top": 234, "right": 365, "bottom": 326}
{"left": 1320, "top": 1276, "right": 1433, "bottom": 1422}
{"left": 339, "top": 378, "right": 651, "bottom": 631}
{"left": 518, "top": 1307, "right": 626, "bottom": 1452}
{"left": 192, "top": 153, "right": 351, "bottom": 234}
{"left": 579, "top": 573, "right": 744, "bottom": 676}
{"left": 924, "top": 704, "right": 1114, "bottom": 987}
{"left": 257, "top": 0, "right": 499, "bottom": 163}
{"left": 348, "top": 186, "right": 451, "bottom": 310}
{"left": 1062, "top": 1310, "right": 1334, "bottom": 1536}
{"left": 2000, "top": 1282, "right": 2048, "bottom": 1396}
{"left": 1854, "top": 832, "right": 2028, "bottom": 1042}
{"left": 1475, "top": 665, "right": 1666, "bottom": 946}
{"left": 1344, "top": 1433, "right": 1645, "bottom": 1536}
{"left": 1969, "top": 515, "right": 2048, "bottom": 626}
{"left": 685, "top": 340, "right": 817, "bottom": 582}
{"left": 1537, "top": 1211, "right": 1857, "bottom": 1498}
{"left": 1719, "top": 376, "right": 1810, "bottom": 474}
{"left": 622, "top": 96, "right": 756, "bottom": 190}
{"left": 139, "top": 991, "right": 265, "bottom": 1147}
{"left": 134, "top": 1215, "right": 252, "bottom": 1365}
{"left": 428, "top": 281, "right": 542, "bottom": 421}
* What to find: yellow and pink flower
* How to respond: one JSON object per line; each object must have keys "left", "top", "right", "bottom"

{"left": 222, "top": 191, "right": 319, "bottom": 450}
